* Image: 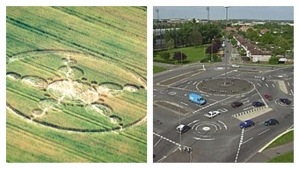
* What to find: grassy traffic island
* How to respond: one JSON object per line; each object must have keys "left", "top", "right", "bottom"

{"left": 154, "top": 45, "right": 222, "bottom": 65}
{"left": 267, "top": 130, "right": 294, "bottom": 162}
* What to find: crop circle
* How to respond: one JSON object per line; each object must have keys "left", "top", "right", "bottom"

{"left": 6, "top": 50, "right": 146, "bottom": 132}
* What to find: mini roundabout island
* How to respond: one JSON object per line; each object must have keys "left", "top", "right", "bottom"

{"left": 6, "top": 50, "right": 147, "bottom": 133}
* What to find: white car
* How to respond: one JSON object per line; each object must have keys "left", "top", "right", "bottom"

{"left": 232, "top": 64, "right": 240, "bottom": 68}
{"left": 204, "top": 111, "right": 221, "bottom": 119}
{"left": 176, "top": 124, "right": 190, "bottom": 133}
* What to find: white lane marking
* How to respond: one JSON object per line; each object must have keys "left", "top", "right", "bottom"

{"left": 156, "top": 156, "right": 167, "bottom": 162}
{"left": 241, "top": 98, "right": 249, "bottom": 102}
{"left": 154, "top": 89, "right": 157, "bottom": 91}
{"left": 287, "top": 82, "right": 290, "bottom": 86}
{"left": 265, "top": 84, "right": 269, "bottom": 87}
{"left": 154, "top": 137, "right": 163, "bottom": 147}
{"left": 153, "top": 132, "right": 181, "bottom": 146}
{"left": 187, "top": 81, "right": 192, "bottom": 85}
{"left": 235, "top": 128, "right": 245, "bottom": 163}
{"left": 258, "top": 128, "right": 270, "bottom": 136}
{"left": 184, "top": 93, "right": 187, "bottom": 96}
{"left": 290, "top": 89, "right": 294, "bottom": 95}
{"left": 243, "top": 106, "right": 253, "bottom": 111}
{"left": 192, "top": 96, "right": 234, "bottom": 114}
{"left": 272, "top": 84, "right": 275, "bottom": 88}
{"left": 180, "top": 102, "right": 189, "bottom": 107}
{"left": 255, "top": 87, "right": 268, "bottom": 108}
{"left": 172, "top": 147, "right": 179, "bottom": 153}
{"left": 181, "top": 80, "right": 187, "bottom": 84}
{"left": 218, "top": 108, "right": 228, "bottom": 113}
{"left": 242, "top": 137, "right": 253, "bottom": 145}
{"left": 217, "top": 120, "right": 228, "bottom": 130}
{"left": 257, "top": 83, "right": 261, "bottom": 87}
{"left": 193, "top": 81, "right": 198, "bottom": 85}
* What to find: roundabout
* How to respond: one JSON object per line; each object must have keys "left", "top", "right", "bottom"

{"left": 197, "top": 78, "right": 254, "bottom": 95}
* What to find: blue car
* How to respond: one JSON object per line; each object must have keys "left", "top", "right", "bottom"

{"left": 239, "top": 120, "right": 255, "bottom": 128}
{"left": 252, "top": 101, "right": 265, "bottom": 107}
{"left": 188, "top": 93, "right": 206, "bottom": 105}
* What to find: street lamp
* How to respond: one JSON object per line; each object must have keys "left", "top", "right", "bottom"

{"left": 222, "top": 41, "right": 228, "bottom": 85}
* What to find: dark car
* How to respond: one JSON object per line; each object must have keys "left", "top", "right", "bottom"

{"left": 264, "top": 119, "right": 279, "bottom": 126}
{"left": 263, "top": 94, "right": 273, "bottom": 101}
{"left": 239, "top": 120, "right": 255, "bottom": 128}
{"left": 252, "top": 101, "right": 265, "bottom": 107}
{"left": 231, "top": 101, "right": 243, "bottom": 108}
{"left": 279, "top": 98, "right": 291, "bottom": 105}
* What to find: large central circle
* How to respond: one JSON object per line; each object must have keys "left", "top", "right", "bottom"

{"left": 197, "top": 78, "right": 254, "bottom": 95}
{"left": 47, "top": 80, "right": 99, "bottom": 104}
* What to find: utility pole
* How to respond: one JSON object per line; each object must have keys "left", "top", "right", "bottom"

{"left": 224, "top": 6, "right": 229, "bottom": 85}
{"left": 206, "top": 7, "right": 210, "bottom": 21}
{"left": 156, "top": 9, "right": 162, "bottom": 49}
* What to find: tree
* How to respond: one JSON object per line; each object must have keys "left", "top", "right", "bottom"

{"left": 172, "top": 52, "right": 187, "bottom": 63}
{"left": 166, "top": 38, "right": 175, "bottom": 50}
{"left": 269, "top": 56, "right": 279, "bottom": 64}
{"left": 189, "top": 29, "right": 202, "bottom": 46}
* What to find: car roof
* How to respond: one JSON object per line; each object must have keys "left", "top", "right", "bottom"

{"left": 177, "top": 124, "right": 185, "bottom": 128}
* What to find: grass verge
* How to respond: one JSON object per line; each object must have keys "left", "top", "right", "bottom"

{"left": 153, "top": 66, "right": 167, "bottom": 74}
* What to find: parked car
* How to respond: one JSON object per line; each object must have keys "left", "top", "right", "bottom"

{"left": 263, "top": 94, "right": 273, "bottom": 101}
{"left": 204, "top": 111, "right": 221, "bottom": 119}
{"left": 232, "top": 64, "right": 240, "bottom": 68}
{"left": 264, "top": 119, "right": 279, "bottom": 126}
{"left": 279, "top": 98, "right": 291, "bottom": 105}
{"left": 176, "top": 124, "right": 191, "bottom": 133}
{"left": 231, "top": 101, "right": 243, "bottom": 108}
{"left": 252, "top": 101, "right": 265, "bottom": 107}
{"left": 239, "top": 120, "right": 255, "bottom": 128}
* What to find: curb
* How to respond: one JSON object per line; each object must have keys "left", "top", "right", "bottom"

{"left": 258, "top": 128, "right": 294, "bottom": 153}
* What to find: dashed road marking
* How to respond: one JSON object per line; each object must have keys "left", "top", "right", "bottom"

{"left": 258, "top": 129, "right": 270, "bottom": 136}
{"left": 257, "top": 83, "right": 261, "bottom": 87}
{"left": 187, "top": 81, "right": 192, "bottom": 85}
{"left": 242, "top": 137, "right": 253, "bottom": 145}
{"left": 192, "top": 96, "right": 234, "bottom": 114}
{"left": 265, "top": 84, "right": 269, "bottom": 87}
{"left": 193, "top": 81, "right": 198, "bottom": 85}
{"left": 235, "top": 128, "right": 245, "bottom": 162}
{"left": 153, "top": 132, "right": 181, "bottom": 147}
{"left": 272, "top": 84, "right": 275, "bottom": 88}
{"left": 287, "top": 82, "right": 290, "bottom": 86}
{"left": 290, "top": 89, "right": 294, "bottom": 95}
{"left": 180, "top": 102, "right": 189, "bottom": 107}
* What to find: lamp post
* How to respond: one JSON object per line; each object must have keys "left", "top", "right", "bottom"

{"left": 222, "top": 41, "right": 228, "bottom": 85}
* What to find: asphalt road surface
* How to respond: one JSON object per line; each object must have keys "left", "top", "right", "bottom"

{"left": 153, "top": 40, "right": 294, "bottom": 163}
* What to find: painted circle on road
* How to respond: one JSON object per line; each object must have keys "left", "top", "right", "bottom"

{"left": 188, "top": 120, "right": 227, "bottom": 141}
{"left": 168, "top": 91, "right": 177, "bottom": 95}
{"left": 203, "top": 127, "right": 211, "bottom": 131}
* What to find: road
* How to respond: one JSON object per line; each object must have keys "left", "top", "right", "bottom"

{"left": 153, "top": 40, "right": 294, "bottom": 163}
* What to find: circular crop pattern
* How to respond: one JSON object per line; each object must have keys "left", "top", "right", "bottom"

{"left": 6, "top": 50, "right": 146, "bottom": 132}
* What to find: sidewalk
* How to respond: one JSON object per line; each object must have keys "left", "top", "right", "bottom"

{"left": 247, "top": 141, "right": 293, "bottom": 162}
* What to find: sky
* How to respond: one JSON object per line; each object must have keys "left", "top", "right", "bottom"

{"left": 153, "top": 6, "right": 294, "bottom": 21}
